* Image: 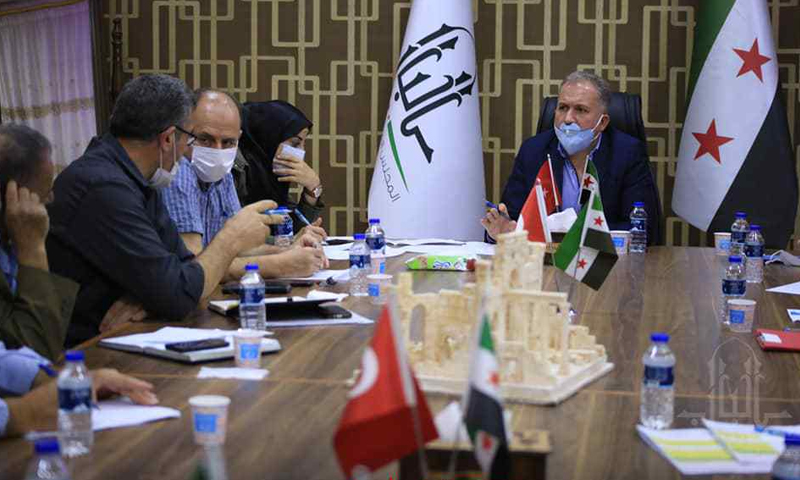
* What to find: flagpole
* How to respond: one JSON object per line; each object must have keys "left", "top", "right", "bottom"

{"left": 446, "top": 419, "right": 462, "bottom": 480}
{"left": 567, "top": 189, "right": 595, "bottom": 324}
{"left": 547, "top": 153, "right": 560, "bottom": 213}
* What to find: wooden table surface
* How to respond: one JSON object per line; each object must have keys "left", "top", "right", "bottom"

{"left": 2, "top": 247, "right": 800, "bottom": 480}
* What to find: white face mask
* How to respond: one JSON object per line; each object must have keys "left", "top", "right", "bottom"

{"left": 149, "top": 135, "right": 179, "bottom": 189}
{"left": 189, "top": 145, "right": 237, "bottom": 183}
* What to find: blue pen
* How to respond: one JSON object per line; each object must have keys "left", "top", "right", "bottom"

{"left": 293, "top": 208, "right": 328, "bottom": 246}
{"left": 484, "top": 200, "right": 511, "bottom": 220}
{"left": 755, "top": 425, "right": 790, "bottom": 437}
{"left": 38, "top": 363, "right": 57, "bottom": 378}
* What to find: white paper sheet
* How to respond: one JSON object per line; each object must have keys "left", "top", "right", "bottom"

{"left": 403, "top": 242, "right": 495, "bottom": 257}
{"left": 637, "top": 426, "right": 772, "bottom": 475}
{"left": 92, "top": 398, "right": 180, "bottom": 432}
{"left": 547, "top": 209, "right": 578, "bottom": 233}
{"left": 101, "top": 327, "right": 272, "bottom": 353}
{"left": 766, "top": 281, "right": 800, "bottom": 295}
{"left": 281, "top": 269, "right": 350, "bottom": 283}
{"left": 703, "top": 419, "right": 784, "bottom": 465}
{"left": 323, "top": 245, "right": 407, "bottom": 261}
{"left": 267, "top": 310, "right": 374, "bottom": 328}
{"left": 766, "top": 250, "right": 800, "bottom": 266}
{"left": 386, "top": 238, "right": 466, "bottom": 246}
{"left": 197, "top": 367, "right": 269, "bottom": 381}
{"left": 788, "top": 308, "right": 800, "bottom": 323}
{"left": 305, "top": 290, "right": 348, "bottom": 302}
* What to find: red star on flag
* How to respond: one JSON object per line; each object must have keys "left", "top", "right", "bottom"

{"left": 733, "top": 38, "right": 771, "bottom": 82}
{"left": 481, "top": 434, "right": 494, "bottom": 451}
{"left": 692, "top": 119, "right": 734, "bottom": 164}
{"left": 593, "top": 216, "right": 604, "bottom": 227}
{"left": 577, "top": 259, "right": 587, "bottom": 269}
{"left": 488, "top": 371, "right": 500, "bottom": 387}
{"left": 582, "top": 176, "right": 594, "bottom": 189}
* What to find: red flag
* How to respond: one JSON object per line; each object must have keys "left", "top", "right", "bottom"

{"left": 517, "top": 158, "right": 559, "bottom": 242}
{"left": 333, "top": 304, "right": 438, "bottom": 478}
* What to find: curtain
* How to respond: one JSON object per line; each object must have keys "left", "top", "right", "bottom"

{"left": 0, "top": 0, "right": 97, "bottom": 170}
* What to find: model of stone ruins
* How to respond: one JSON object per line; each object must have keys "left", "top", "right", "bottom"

{"left": 394, "top": 231, "right": 613, "bottom": 405}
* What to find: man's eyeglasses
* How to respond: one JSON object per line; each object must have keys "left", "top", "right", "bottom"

{"left": 174, "top": 125, "right": 198, "bottom": 146}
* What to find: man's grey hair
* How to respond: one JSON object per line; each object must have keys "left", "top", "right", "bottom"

{"left": 109, "top": 74, "right": 195, "bottom": 142}
{"left": 0, "top": 124, "right": 51, "bottom": 189}
{"left": 561, "top": 70, "right": 612, "bottom": 111}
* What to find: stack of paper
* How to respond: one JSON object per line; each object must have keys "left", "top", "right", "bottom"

{"left": 703, "top": 419, "right": 783, "bottom": 466}
{"left": 323, "top": 238, "right": 496, "bottom": 261}
{"left": 93, "top": 398, "right": 180, "bottom": 431}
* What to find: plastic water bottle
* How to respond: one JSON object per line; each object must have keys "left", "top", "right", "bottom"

{"left": 730, "top": 211, "right": 750, "bottom": 259}
{"left": 720, "top": 255, "right": 746, "bottom": 324}
{"left": 629, "top": 202, "right": 648, "bottom": 253}
{"left": 25, "top": 438, "right": 71, "bottom": 480}
{"left": 772, "top": 434, "right": 800, "bottom": 480}
{"left": 365, "top": 218, "right": 387, "bottom": 274}
{"left": 349, "top": 234, "right": 371, "bottom": 296}
{"left": 57, "top": 350, "right": 93, "bottom": 457}
{"left": 640, "top": 333, "right": 675, "bottom": 429}
{"left": 745, "top": 225, "right": 765, "bottom": 284}
{"left": 239, "top": 264, "right": 266, "bottom": 330}
{"left": 273, "top": 208, "right": 293, "bottom": 248}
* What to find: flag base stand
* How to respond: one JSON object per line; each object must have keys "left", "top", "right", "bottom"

{"left": 399, "top": 430, "right": 551, "bottom": 480}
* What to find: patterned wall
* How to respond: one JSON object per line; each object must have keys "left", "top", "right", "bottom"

{"left": 99, "top": 0, "right": 800, "bottom": 245}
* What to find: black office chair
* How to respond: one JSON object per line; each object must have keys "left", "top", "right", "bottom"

{"left": 535, "top": 92, "right": 664, "bottom": 245}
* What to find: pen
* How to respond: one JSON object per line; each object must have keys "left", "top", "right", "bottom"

{"left": 293, "top": 209, "right": 328, "bottom": 246}
{"left": 755, "top": 425, "right": 790, "bottom": 437}
{"left": 38, "top": 363, "right": 57, "bottom": 378}
{"left": 484, "top": 200, "right": 511, "bottom": 220}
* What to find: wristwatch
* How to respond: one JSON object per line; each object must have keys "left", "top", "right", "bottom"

{"left": 305, "top": 184, "right": 323, "bottom": 199}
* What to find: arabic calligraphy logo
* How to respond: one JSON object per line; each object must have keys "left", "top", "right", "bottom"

{"left": 394, "top": 23, "right": 477, "bottom": 164}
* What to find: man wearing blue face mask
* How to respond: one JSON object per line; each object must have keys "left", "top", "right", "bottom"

{"left": 47, "top": 76, "right": 284, "bottom": 345}
{"left": 482, "top": 71, "right": 659, "bottom": 244}
{"left": 162, "top": 89, "right": 329, "bottom": 281}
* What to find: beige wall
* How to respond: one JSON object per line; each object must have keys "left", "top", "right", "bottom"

{"left": 100, "top": 0, "right": 800, "bottom": 244}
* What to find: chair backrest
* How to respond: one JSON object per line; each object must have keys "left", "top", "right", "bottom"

{"left": 535, "top": 92, "right": 647, "bottom": 144}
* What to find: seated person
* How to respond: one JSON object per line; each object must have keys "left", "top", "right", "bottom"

{"left": 46, "top": 74, "right": 284, "bottom": 345}
{"left": 0, "top": 125, "right": 78, "bottom": 360}
{"left": 162, "top": 89, "right": 328, "bottom": 280}
{"left": 0, "top": 341, "right": 156, "bottom": 437}
{"left": 482, "top": 70, "right": 659, "bottom": 244}
{"left": 235, "top": 101, "right": 324, "bottom": 233}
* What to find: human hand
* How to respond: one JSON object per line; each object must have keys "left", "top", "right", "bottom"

{"left": 278, "top": 246, "right": 327, "bottom": 277}
{"left": 293, "top": 219, "right": 327, "bottom": 247}
{"left": 480, "top": 203, "right": 517, "bottom": 240}
{"left": 222, "top": 200, "right": 284, "bottom": 254}
{"left": 274, "top": 146, "right": 320, "bottom": 191}
{"left": 92, "top": 368, "right": 158, "bottom": 405}
{"left": 5, "top": 180, "right": 49, "bottom": 269}
{"left": 99, "top": 295, "right": 149, "bottom": 333}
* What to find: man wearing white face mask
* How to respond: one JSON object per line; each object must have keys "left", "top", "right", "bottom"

{"left": 482, "top": 70, "right": 659, "bottom": 244}
{"left": 162, "top": 89, "right": 328, "bottom": 280}
{"left": 46, "top": 76, "right": 284, "bottom": 345}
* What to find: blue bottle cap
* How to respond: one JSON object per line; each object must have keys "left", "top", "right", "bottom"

{"left": 245, "top": 264, "right": 259, "bottom": 271}
{"left": 264, "top": 207, "right": 291, "bottom": 215}
{"left": 34, "top": 438, "right": 60, "bottom": 454}
{"left": 650, "top": 333, "right": 669, "bottom": 343}
{"left": 65, "top": 350, "right": 85, "bottom": 362}
{"left": 750, "top": 225, "right": 760, "bottom": 231}
{"left": 368, "top": 218, "right": 380, "bottom": 225}
{"left": 354, "top": 233, "right": 366, "bottom": 240}
{"left": 735, "top": 211, "right": 747, "bottom": 219}
{"left": 633, "top": 201, "right": 645, "bottom": 208}
{"left": 785, "top": 434, "right": 800, "bottom": 447}
{"left": 728, "top": 255, "right": 743, "bottom": 264}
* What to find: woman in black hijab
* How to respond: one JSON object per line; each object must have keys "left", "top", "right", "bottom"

{"left": 236, "top": 101, "right": 323, "bottom": 233}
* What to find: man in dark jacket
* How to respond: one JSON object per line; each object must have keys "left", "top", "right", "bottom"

{"left": 483, "top": 71, "right": 660, "bottom": 244}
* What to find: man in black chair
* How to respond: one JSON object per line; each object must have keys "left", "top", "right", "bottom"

{"left": 483, "top": 71, "right": 659, "bottom": 244}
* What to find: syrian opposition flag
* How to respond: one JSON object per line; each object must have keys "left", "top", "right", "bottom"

{"left": 368, "top": 0, "right": 486, "bottom": 240}
{"left": 553, "top": 189, "right": 618, "bottom": 290}
{"left": 463, "top": 297, "right": 510, "bottom": 480}
{"left": 579, "top": 158, "right": 600, "bottom": 206}
{"left": 672, "top": 0, "right": 797, "bottom": 247}
{"left": 516, "top": 157, "right": 559, "bottom": 243}
{"left": 333, "top": 303, "right": 438, "bottom": 478}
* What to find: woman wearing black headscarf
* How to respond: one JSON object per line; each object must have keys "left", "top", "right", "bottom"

{"left": 235, "top": 101, "right": 324, "bottom": 233}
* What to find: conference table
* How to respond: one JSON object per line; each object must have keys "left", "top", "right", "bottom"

{"left": 2, "top": 247, "right": 800, "bottom": 480}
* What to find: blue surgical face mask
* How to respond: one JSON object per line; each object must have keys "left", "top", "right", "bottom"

{"left": 554, "top": 114, "right": 605, "bottom": 156}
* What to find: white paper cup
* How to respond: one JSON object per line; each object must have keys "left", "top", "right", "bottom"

{"left": 189, "top": 395, "right": 230, "bottom": 445}
{"left": 234, "top": 330, "right": 263, "bottom": 369}
{"left": 610, "top": 230, "right": 630, "bottom": 255}
{"left": 727, "top": 299, "right": 756, "bottom": 332}
{"left": 367, "top": 274, "right": 392, "bottom": 305}
{"left": 714, "top": 232, "right": 732, "bottom": 256}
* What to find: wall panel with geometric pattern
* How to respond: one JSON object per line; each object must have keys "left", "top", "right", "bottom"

{"left": 100, "top": 0, "right": 800, "bottom": 244}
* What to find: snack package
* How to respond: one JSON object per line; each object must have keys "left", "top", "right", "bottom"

{"left": 405, "top": 255, "right": 476, "bottom": 271}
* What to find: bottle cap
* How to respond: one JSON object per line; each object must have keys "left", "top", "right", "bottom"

{"left": 245, "top": 264, "right": 259, "bottom": 272}
{"left": 650, "top": 333, "right": 669, "bottom": 343}
{"left": 735, "top": 211, "right": 747, "bottom": 219}
{"left": 633, "top": 201, "right": 645, "bottom": 208}
{"left": 354, "top": 233, "right": 366, "bottom": 240}
{"left": 34, "top": 438, "right": 60, "bottom": 454}
{"left": 728, "top": 255, "right": 743, "bottom": 264}
{"left": 368, "top": 218, "right": 380, "bottom": 225}
{"left": 785, "top": 434, "right": 800, "bottom": 447}
{"left": 65, "top": 350, "right": 85, "bottom": 362}
{"left": 750, "top": 225, "right": 760, "bottom": 232}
